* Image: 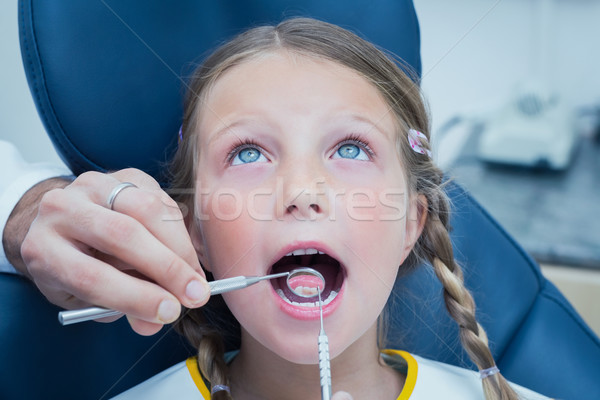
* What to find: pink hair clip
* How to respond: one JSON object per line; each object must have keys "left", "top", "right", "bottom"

{"left": 408, "top": 129, "right": 432, "bottom": 158}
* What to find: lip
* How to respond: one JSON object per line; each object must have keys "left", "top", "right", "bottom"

{"left": 268, "top": 240, "right": 346, "bottom": 320}
{"left": 268, "top": 241, "right": 340, "bottom": 269}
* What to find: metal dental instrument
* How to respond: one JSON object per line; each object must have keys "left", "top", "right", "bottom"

{"left": 316, "top": 287, "right": 332, "bottom": 400}
{"left": 286, "top": 268, "right": 332, "bottom": 400}
{"left": 58, "top": 272, "right": 290, "bottom": 325}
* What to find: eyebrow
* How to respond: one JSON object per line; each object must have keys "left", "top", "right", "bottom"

{"left": 206, "top": 111, "right": 393, "bottom": 145}
{"left": 207, "top": 117, "right": 262, "bottom": 145}
{"left": 333, "top": 112, "right": 393, "bottom": 139}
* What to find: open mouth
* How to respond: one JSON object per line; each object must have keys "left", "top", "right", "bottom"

{"left": 270, "top": 249, "right": 345, "bottom": 308}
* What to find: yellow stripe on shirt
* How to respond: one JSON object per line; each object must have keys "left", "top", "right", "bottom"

{"left": 381, "top": 349, "right": 418, "bottom": 399}
{"left": 186, "top": 357, "right": 212, "bottom": 399}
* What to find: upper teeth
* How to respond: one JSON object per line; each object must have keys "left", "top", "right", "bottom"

{"left": 286, "top": 248, "right": 324, "bottom": 256}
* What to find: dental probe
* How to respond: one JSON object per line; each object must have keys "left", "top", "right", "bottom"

{"left": 317, "top": 289, "right": 332, "bottom": 400}
{"left": 58, "top": 272, "right": 290, "bottom": 325}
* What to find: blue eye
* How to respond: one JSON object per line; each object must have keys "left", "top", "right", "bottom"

{"left": 334, "top": 143, "right": 370, "bottom": 160}
{"left": 231, "top": 146, "right": 267, "bottom": 165}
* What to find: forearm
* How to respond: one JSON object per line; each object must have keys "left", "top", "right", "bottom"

{"left": 2, "top": 176, "right": 72, "bottom": 277}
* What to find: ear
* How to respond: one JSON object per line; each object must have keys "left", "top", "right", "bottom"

{"left": 186, "top": 211, "right": 212, "bottom": 273}
{"left": 400, "top": 194, "right": 427, "bottom": 261}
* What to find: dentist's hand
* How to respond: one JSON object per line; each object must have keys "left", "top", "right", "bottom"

{"left": 12, "top": 168, "right": 210, "bottom": 335}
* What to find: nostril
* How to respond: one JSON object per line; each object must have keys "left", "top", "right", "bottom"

{"left": 287, "top": 204, "right": 320, "bottom": 213}
{"left": 285, "top": 203, "right": 322, "bottom": 220}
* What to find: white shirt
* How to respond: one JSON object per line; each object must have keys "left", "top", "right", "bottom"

{"left": 0, "top": 140, "right": 71, "bottom": 272}
{"left": 113, "top": 350, "right": 552, "bottom": 399}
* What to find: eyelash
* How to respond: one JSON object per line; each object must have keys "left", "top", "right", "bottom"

{"left": 224, "top": 134, "right": 375, "bottom": 164}
{"left": 334, "top": 134, "right": 375, "bottom": 159}
{"left": 226, "top": 138, "right": 265, "bottom": 164}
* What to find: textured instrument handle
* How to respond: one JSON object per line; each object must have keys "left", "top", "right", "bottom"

{"left": 319, "top": 332, "right": 332, "bottom": 400}
{"left": 208, "top": 276, "right": 248, "bottom": 295}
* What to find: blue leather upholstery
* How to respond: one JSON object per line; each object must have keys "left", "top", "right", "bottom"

{"left": 18, "top": 0, "right": 420, "bottom": 185}
{"left": 388, "top": 182, "right": 600, "bottom": 398}
{"left": 10, "top": 0, "right": 599, "bottom": 399}
{"left": 0, "top": 271, "right": 193, "bottom": 399}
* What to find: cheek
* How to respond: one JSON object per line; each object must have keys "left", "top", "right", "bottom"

{"left": 221, "top": 291, "right": 255, "bottom": 327}
{"left": 195, "top": 192, "right": 258, "bottom": 276}
{"left": 341, "top": 189, "right": 407, "bottom": 223}
{"left": 349, "top": 220, "right": 406, "bottom": 279}
{"left": 331, "top": 159, "right": 408, "bottom": 223}
{"left": 201, "top": 190, "right": 244, "bottom": 221}
{"left": 341, "top": 195, "right": 408, "bottom": 295}
{"left": 331, "top": 174, "right": 409, "bottom": 276}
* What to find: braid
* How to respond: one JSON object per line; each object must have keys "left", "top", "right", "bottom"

{"left": 176, "top": 308, "right": 233, "bottom": 400}
{"left": 198, "top": 333, "right": 232, "bottom": 400}
{"left": 419, "top": 188, "right": 520, "bottom": 400}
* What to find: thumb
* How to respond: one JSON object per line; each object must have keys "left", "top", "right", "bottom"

{"left": 332, "top": 391, "right": 354, "bottom": 400}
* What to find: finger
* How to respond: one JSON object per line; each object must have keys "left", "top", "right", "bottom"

{"left": 76, "top": 170, "right": 203, "bottom": 275}
{"left": 25, "top": 231, "right": 181, "bottom": 324}
{"left": 82, "top": 171, "right": 206, "bottom": 298}
{"left": 38, "top": 238, "right": 184, "bottom": 324}
{"left": 108, "top": 183, "right": 203, "bottom": 275}
{"left": 126, "top": 315, "right": 165, "bottom": 336}
{"left": 94, "top": 314, "right": 123, "bottom": 324}
{"left": 60, "top": 204, "right": 209, "bottom": 309}
{"left": 110, "top": 169, "right": 202, "bottom": 274}
{"left": 28, "top": 171, "right": 207, "bottom": 319}
{"left": 109, "top": 168, "right": 162, "bottom": 191}
{"left": 332, "top": 391, "right": 354, "bottom": 400}
{"left": 49, "top": 187, "right": 210, "bottom": 309}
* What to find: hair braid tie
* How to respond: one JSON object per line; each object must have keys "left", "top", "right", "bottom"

{"left": 479, "top": 366, "right": 500, "bottom": 379}
{"left": 211, "top": 384, "right": 231, "bottom": 395}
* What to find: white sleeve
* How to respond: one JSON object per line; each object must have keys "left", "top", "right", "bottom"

{"left": 0, "top": 140, "right": 73, "bottom": 273}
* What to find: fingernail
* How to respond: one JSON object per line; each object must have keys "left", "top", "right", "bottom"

{"left": 332, "top": 392, "right": 353, "bottom": 400}
{"left": 158, "top": 299, "right": 180, "bottom": 323}
{"left": 186, "top": 279, "right": 209, "bottom": 304}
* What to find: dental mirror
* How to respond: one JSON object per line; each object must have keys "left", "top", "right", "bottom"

{"left": 286, "top": 267, "right": 325, "bottom": 298}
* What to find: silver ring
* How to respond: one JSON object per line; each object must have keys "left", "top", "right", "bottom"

{"left": 107, "top": 182, "right": 137, "bottom": 210}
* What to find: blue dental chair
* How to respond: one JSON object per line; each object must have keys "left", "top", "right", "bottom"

{"left": 2, "top": 1, "right": 598, "bottom": 398}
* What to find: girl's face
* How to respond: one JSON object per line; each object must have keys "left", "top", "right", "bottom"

{"left": 191, "top": 51, "right": 423, "bottom": 364}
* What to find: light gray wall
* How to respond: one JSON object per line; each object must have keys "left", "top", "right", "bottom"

{"left": 414, "top": 0, "right": 600, "bottom": 158}
{"left": 0, "top": 0, "right": 63, "bottom": 165}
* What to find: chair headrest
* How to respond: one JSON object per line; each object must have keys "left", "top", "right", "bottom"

{"left": 19, "top": 0, "right": 421, "bottom": 184}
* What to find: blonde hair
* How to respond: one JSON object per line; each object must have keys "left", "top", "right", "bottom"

{"left": 171, "top": 17, "right": 519, "bottom": 400}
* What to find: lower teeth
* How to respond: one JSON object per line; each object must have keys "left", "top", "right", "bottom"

{"left": 276, "top": 289, "right": 338, "bottom": 307}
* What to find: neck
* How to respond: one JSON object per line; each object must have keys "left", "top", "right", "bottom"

{"left": 228, "top": 324, "right": 404, "bottom": 400}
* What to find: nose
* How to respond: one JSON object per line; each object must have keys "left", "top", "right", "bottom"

{"left": 280, "top": 173, "right": 330, "bottom": 221}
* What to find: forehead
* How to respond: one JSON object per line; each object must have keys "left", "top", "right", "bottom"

{"left": 207, "top": 50, "right": 381, "bottom": 104}
{"left": 196, "top": 51, "right": 398, "bottom": 139}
